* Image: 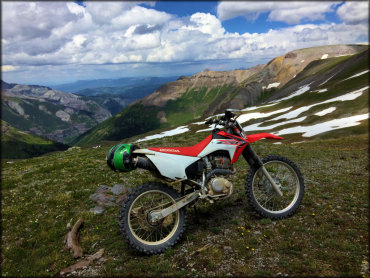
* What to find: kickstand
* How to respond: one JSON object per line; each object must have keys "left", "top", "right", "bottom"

{"left": 193, "top": 205, "right": 200, "bottom": 224}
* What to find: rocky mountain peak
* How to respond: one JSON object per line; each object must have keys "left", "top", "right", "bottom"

{"left": 260, "top": 44, "right": 367, "bottom": 88}
{"left": 140, "top": 64, "right": 264, "bottom": 107}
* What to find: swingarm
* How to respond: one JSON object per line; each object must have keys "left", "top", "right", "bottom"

{"left": 149, "top": 190, "right": 200, "bottom": 222}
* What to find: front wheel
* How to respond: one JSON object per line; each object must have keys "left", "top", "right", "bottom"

{"left": 119, "top": 182, "right": 186, "bottom": 254}
{"left": 246, "top": 155, "right": 304, "bottom": 220}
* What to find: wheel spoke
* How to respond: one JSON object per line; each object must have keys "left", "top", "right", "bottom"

{"left": 252, "top": 159, "right": 301, "bottom": 214}
{"left": 127, "top": 189, "right": 180, "bottom": 245}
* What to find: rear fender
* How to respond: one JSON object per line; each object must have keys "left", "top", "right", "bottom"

{"left": 247, "top": 133, "right": 283, "bottom": 143}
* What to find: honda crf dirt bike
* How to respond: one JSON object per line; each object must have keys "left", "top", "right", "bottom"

{"left": 107, "top": 109, "right": 304, "bottom": 254}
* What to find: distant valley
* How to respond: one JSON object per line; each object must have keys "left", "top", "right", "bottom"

{"left": 1, "top": 81, "right": 111, "bottom": 144}
{"left": 51, "top": 76, "right": 178, "bottom": 94}
{"left": 1, "top": 76, "right": 176, "bottom": 150}
{"left": 74, "top": 79, "right": 177, "bottom": 116}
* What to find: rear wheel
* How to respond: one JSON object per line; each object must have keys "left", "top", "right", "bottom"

{"left": 246, "top": 155, "right": 304, "bottom": 219}
{"left": 119, "top": 182, "right": 186, "bottom": 254}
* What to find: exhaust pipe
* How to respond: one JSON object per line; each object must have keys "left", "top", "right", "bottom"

{"left": 134, "top": 157, "right": 157, "bottom": 172}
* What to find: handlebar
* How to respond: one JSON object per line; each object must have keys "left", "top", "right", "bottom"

{"left": 204, "top": 109, "right": 247, "bottom": 139}
{"left": 205, "top": 118, "right": 226, "bottom": 126}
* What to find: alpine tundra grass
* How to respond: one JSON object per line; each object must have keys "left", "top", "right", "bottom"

{"left": 1, "top": 131, "right": 368, "bottom": 277}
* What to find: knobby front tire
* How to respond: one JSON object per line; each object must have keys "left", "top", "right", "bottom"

{"left": 119, "top": 182, "right": 186, "bottom": 254}
{"left": 246, "top": 155, "right": 304, "bottom": 220}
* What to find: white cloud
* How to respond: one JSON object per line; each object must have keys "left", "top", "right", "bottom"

{"left": 337, "top": 2, "right": 369, "bottom": 24}
{"left": 186, "top": 13, "right": 225, "bottom": 38}
{"left": 111, "top": 5, "right": 171, "bottom": 30}
{"left": 2, "top": 2, "right": 80, "bottom": 42}
{"left": 1, "top": 1, "right": 368, "bottom": 75}
{"left": 66, "top": 2, "right": 85, "bottom": 16}
{"left": 217, "top": 1, "right": 340, "bottom": 24}
{"left": 85, "top": 2, "right": 135, "bottom": 25}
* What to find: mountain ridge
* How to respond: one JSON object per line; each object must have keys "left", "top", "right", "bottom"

{"left": 74, "top": 44, "right": 368, "bottom": 146}
{"left": 1, "top": 120, "right": 68, "bottom": 159}
{"left": 1, "top": 81, "right": 112, "bottom": 143}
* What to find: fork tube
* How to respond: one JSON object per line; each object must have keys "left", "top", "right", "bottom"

{"left": 260, "top": 166, "right": 283, "bottom": 196}
{"left": 242, "top": 144, "right": 283, "bottom": 196}
{"left": 242, "top": 144, "right": 263, "bottom": 170}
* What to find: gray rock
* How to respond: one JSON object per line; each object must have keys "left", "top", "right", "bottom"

{"left": 90, "top": 206, "right": 105, "bottom": 214}
{"left": 115, "top": 194, "right": 127, "bottom": 205}
{"left": 90, "top": 192, "right": 116, "bottom": 207}
{"left": 96, "top": 185, "right": 110, "bottom": 193}
{"left": 111, "top": 184, "right": 127, "bottom": 195}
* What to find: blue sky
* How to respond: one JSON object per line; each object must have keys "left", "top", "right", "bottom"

{"left": 1, "top": 1, "right": 368, "bottom": 85}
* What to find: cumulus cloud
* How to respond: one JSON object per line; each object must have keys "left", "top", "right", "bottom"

{"left": 2, "top": 2, "right": 80, "bottom": 41}
{"left": 217, "top": 1, "right": 340, "bottom": 24}
{"left": 1, "top": 1, "right": 368, "bottom": 73}
{"left": 337, "top": 2, "right": 369, "bottom": 24}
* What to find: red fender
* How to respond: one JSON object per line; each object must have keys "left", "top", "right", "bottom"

{"left": 247, "top": 133, "right": 283, "bottom": 143}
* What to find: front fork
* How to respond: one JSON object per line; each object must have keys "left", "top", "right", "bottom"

{"left": 242, "top": 144, "right": 283, "bottom": 196}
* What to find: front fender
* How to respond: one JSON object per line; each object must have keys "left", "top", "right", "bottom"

{"left": 247, "top": 133, "right": 283, "bottom": 143}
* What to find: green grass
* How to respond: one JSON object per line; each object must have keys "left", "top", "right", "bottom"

{"left": 165, "top": 85, "right": 232, "bottom": 125}
{"left": 1, "top": 121, "right": 68, "bottom": 159}
{"left": 1, "top": 132, "right": 368, "bottom": 277}
{"left": 2, "top": 96, "right": 104, "bottom": 145}
{"left": 74, "top": 85, "right": 233, "bottom": 146}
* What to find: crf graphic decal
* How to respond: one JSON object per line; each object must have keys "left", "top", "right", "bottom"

{"left": 216, "top": 131, "right": 249, "bottom": 163}
{"left": 216, "top": 139, "right": 239, "bottom": 145}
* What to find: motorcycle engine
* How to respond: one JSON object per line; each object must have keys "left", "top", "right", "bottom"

{"left": 209, "top": 155, "right": 232, "bottom": 170}
{"left": 207, "top": 154, "right": 234, "bottom": 198}
{"left": 208, "top": 176, "right": 233, "bottom": 197}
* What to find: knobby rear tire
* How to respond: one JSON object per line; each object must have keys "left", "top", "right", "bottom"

{"left": 119, "top": 182, "right": 187, "bottom": 254}
{"left": 246, "top": 155, "right": 304, "bottom": 220}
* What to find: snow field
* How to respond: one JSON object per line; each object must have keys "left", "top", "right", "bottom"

{"left": 267, "top": 83, "right": 280, "bottom": 89}
{"left": 270, "top": 86, "right": 367, "bottom": 121}
{"left": 136, "top": 126, "right": 189, "bottom": 142}
{"left": 276, "top": 113, "right": 368, "bottom": 137}
{"left": 343, "top": 69, "right": 369, "bottom": 81}
{"left": 321, "top": 54, "right": 328, "bottom": 59}
{"left": 314, "top": 107, "right": 336, "bottom": 116}
{"left": 136, "top": 83, "right": 368, "bottom": 142}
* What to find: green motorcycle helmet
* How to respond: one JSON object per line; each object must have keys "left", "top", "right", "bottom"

{"left": 106, "top": 144, "right": 138, "bottom": 172}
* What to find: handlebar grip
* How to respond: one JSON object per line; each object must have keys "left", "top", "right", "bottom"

{"left": 205, "top": 119, "right": 221, "bottom": 125}
{"left": 205, "top": 118, "right": 227, "bottom": 126}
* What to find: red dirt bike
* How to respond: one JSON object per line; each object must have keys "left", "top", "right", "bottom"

{"left": 107, "top": 109, "right": 304, "bottom": 254}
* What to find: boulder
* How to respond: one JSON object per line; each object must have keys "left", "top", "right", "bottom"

{"left": 110, "top": 184, "right": 130, "bottom": 195}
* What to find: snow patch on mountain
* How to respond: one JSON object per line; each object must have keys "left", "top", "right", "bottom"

{"left": 315, "top": 107, "right": 336, "bottom": 116}
{"left": 277, "top": 114, "right": 368, "bottom": 137}
{"left": 343, "top": 69, "right": 369, "bottom": 81}
{"left": 136, "top": 126, "right": 189, "bottom": 142}
{"left": 267, "top": 82, "right": 280, "bottom": 89}
{"left": 273, "top": 84, "right": 311, "bottom": 102}
{"left": 244, "top": 117, "right": 307, "bottom": 132}
{"left": 236, "top": 107, "right": 292, "bottom": 124}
